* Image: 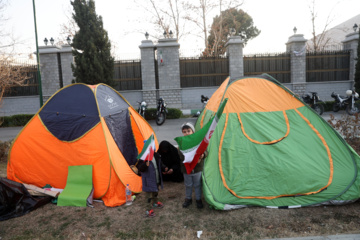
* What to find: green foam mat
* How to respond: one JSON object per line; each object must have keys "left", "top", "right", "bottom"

{"left": 57, "top": 165, "right": 93, "bottom": 207}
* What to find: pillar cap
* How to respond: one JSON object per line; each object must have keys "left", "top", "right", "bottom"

{"left": 58, "top": 45, "right": 72, "bottom": 53}
{"left": 286, "top": 34, "right": 307, "bottom": 44}
{"left": 342, "top": 31, "right": 359, "bottom": 44}
{"left": 225, "top": 36, "right": 243, "bottom": 48}
{"left": 139, "top": 40, "right": 155, "bottom": 49}
{"left": 38, "top": 45, "right": 61, "bottom": 54}
{"left": 157, "top": 38, "right": 180, "bottom": 48}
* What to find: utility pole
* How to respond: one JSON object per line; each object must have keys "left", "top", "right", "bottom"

{"left": 32, "top": 0, "right": 43, "bottom": 107}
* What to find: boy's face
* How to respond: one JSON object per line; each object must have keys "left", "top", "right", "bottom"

{"left": 182, "top": 128, "right": 194, "bottom": 136}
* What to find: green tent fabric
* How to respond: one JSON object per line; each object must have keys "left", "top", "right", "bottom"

{"left": 57, "top": 165, "right": 93, "bottom": 207}
{"left": 196, "top": 74, "right": 360, "bottom": 210}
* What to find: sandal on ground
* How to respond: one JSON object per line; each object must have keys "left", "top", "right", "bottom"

{"left": 153, "top": 201, "right": 164, "bottom": 208}
{"left": 144, "top": 209, "right": 155, "bottom": 218}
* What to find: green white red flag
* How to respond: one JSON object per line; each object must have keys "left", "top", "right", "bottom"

{"left": 137, "top": 134, "right": 156, "bottom": 161}
{"left": 175, "top": 99, "right": 228, "bottom": 174}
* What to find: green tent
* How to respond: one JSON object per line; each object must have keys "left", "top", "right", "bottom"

{"left": 196, "top": 74, "right": 360, "bottom": 210}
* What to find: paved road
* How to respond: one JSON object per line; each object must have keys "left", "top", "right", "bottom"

{"left": 0, "top": 110, "right": 352, "bottom": 143}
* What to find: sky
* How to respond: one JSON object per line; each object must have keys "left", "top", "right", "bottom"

{"left": 3, "top": 0, "right": 360, "bottom": 60}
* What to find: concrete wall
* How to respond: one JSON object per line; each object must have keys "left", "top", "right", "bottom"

{"left": 283, "top": 81, "right": 354, "bottom": 101}
{"left": 0, "top": 96, "right": 40, "bottom": 116}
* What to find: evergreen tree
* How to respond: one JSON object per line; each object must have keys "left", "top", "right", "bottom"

{"left": 355, "top": 29, "right": 360, "bottom": 93}
{"left": 207, "top": 8, "right": 260, "bottom": 56}
{"left": 71, "top": 0, "right": 114, "bottom": 87}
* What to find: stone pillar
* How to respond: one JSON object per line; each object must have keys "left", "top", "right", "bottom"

{"left": 342, "top": 31, "right": 359, "bottom": 81}
{"left": 39, "top": 45, "right": 61, "bottom": 102}
{"left": 139, "top": 40, "right": 157, "bottom": 108}
{"left": 286, "top": 34, "right": 307, "bottom": 96}
{"left": 59, "top": 44, "right": 74, "bottom": 87}
{"left": 156, "top": 38, "right": 181, "bottom": 109}
{"left": 225, "top": 36, "right": 244, "bottom": 80}
{"left": 39, "top": 44, "right": 74, "bottom": 103}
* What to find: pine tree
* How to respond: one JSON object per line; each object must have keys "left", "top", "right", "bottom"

{"left": 71, "top": 0, "right": 114, "bottom": 87}
{"left": 355, "top": 29, "right": 360, "bottom": 93}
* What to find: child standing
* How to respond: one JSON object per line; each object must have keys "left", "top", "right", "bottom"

{"left": 137, "top": 152, "right": 165, "bottom": 217}
{"left": 179, "top": 122, "right": 207, "bottom": 209}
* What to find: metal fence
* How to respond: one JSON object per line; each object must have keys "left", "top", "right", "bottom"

{"left": 113, "top": 60, "right": 142, "bottom": 90}
{"left": 180, "top": 56, "right": 229, "bottom": 88}
{"left": 4, "top": 50, "right": 352, "bottom": 96}
{"left": 3, "top": 65, "right": 39, "bottom": 97}
{"left": 306, "top": 50, "right": 350, "bottom": 82}
{"left": 244, "top": 53, "right": 291, "bottom": 83}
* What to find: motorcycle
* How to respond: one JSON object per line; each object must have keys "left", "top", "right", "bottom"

{"left": 195, "top": 95, "right": 209, "bottom": 117}
{"left": 331, "top": 90, "right": 360, "bottom": 115}
{"left": 301, "top": 92, "right": 324, "bottom": 115}
{"left": 137, "top": 100, "right": 147, "bottom": 118}
{"left": 156, "top": 97, "right": 168, "bottom": 125}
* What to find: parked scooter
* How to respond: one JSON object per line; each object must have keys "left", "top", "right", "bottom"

{"left": 137, "top": 100, "right": 147, "bottom": 118}
{"left": 156, "top": 98, "right": 167, "bottom": 125}
{"left": 301, "top": 92, "right": 324, "bottom": 115}
{"left": 195, "top": 95, "right": 209, "bottom": 117}
{"left": 331, "top": 90, "right": 360, "bottom": 115}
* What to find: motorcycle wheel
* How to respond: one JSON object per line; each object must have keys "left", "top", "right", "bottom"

{"left": 332, "top": 104, "right": 340, "bottom": 112}
{"left": 312, "top": 104, "right": 324, "bottom": 115}
{"left": 346, "top": 103, "right": 360, "bottom": 115}
{"left": 156, "top": 112, "right": 166, "bottom": 125}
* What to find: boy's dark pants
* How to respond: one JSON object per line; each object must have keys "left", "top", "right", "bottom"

{"left": 146, "top": 192, "right": 158, "bottom": 205}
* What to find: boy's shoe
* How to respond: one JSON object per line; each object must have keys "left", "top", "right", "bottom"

{"left": 196, "top": 199, "right": 204, "bottom": 209}
{"left": 182, "top": 198, "right": 192, "bottom": 208}
{"left": 144, "top": 209, "right": 155, "bottom": 218}
{"left": 153, "top": 201, "right": 164, "bottom": 208}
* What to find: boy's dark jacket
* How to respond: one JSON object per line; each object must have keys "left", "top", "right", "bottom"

{"left": 137, "top": 152, "right": 165, "bottom": 192}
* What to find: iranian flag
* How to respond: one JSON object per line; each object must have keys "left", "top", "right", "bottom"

{"left": 137, "top": 134, "right": 156, "bottom": 161}
{"left": 175, "top": 99, "right": 228, "bottom": 174}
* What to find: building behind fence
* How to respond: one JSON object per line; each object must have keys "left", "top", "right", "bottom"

{"left": 1, "top": 30, "right": 358, "bottom": 116}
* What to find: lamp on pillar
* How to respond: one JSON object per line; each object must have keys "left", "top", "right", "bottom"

{"left": 230, "top": 28, "right": 236, "bottom": 36}
{"left": 145, "top": 32, "right": 149, "bottom": 40}
{"left": 353, "top": 23, "right": 358, "bottom": 32}
{"left": 44, "top": 37, "right": 48, "bottom": 46}
{"left": 293, "top": 27, "right": 297, "bottom": 34}
{"left": 163, "top": 31, "right": 167, "bottom": 38}
{"left": 66, "top": 36, "right": 71, "bottom": 45}
{"left": 238, "top": 31, "right": 246, "bottom": 40}
{"left": 169, "top": 30, "right": 173, "bottom": 38}
{"left": 50, "top": 37, "right": 54, "bottom": 46}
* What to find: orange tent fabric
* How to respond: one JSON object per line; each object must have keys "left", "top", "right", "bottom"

{"left": 7, "top": 83, "right": 157, "bottom": 207}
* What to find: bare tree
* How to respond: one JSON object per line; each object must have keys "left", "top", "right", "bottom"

{"left": 133, "top": 0, "right": 188, "bottom": 41}
{"left": 0, "top": 0, "right": 30, "bottom": 111}
{"left": 184, "top": 0, "right": 243, "bottom": 55}
{"left": 58, "top": 5, "right": 78, "bottom": 45}
{"left": 307, "top": 0, "right": 335, "bottom": 51}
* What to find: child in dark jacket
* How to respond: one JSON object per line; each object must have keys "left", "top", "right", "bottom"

{"left": 179, "top": 122, "right": 207, "bottom": 209}
{"left": 137, "top": 152, "right": 165, "bottom": 217}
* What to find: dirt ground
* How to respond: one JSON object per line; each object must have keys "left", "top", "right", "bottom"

{"left": 1, "top": 116, "right": 360, "bottom": 239}
{"left": 1, "top": 173, "right": 360, "bottom": 240}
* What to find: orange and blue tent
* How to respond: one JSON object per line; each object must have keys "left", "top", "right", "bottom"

{"left": 7, "top": 83, "right": 157, "bottom": 207}
{"left": 196, "top": 74, "right": 360, "bottom": 210}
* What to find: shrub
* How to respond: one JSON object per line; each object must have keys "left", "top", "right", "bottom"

{"left": 327, "top": 113, "right": 360, "bottom": 153}
{"left": 0, "top": 114, "right": 34, "bottom": 127}
{"left": 322, "top": 101, "right": 335, "bottom": 112}
{"left": 143, "top": 108, "right": 182, "bottom": 120}
{"left": 166, "top": 108, "right": 182, "bottom": 119}
{"left": 0, "top": 140, "right": 12, "bottom": 162}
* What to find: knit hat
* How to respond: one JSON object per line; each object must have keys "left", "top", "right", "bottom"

{"left": 181, "top": 122, "right": 195, "bottom": 133}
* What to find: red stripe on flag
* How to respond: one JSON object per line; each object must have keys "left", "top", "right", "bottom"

{"left": 184, "top": 138, "right": 209, "bottom": 174}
